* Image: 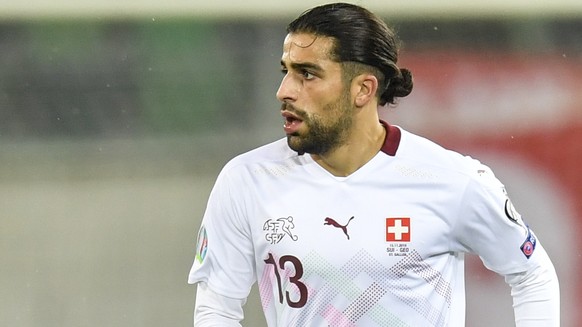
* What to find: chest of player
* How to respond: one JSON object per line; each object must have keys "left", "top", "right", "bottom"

{"left": 249, "top": 176, "right": 457, "bottom": 271}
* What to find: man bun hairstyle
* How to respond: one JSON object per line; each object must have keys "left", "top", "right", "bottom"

{"left": 287, "top": 2, "right": 413, "bottom": 106}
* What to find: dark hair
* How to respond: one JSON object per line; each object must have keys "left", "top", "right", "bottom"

{"left": 287, "top": 2, "right": 413, "bottom": 106}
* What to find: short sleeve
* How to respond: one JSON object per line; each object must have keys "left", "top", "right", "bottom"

{"left": 451, "top": 166, "right": 541, "bottom": 275}
{"left": 188, "top": 167, "right": 256, "bottom": 299}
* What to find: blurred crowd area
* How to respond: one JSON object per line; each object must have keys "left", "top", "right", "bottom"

{"left": 1, "top": 13, "right": 581, "bottom": 327}
{"left": 0, "top": 18, "right": 581, "bottom": 139}
{"left": 0, "top": 21, "right": 242, "bottom": 138}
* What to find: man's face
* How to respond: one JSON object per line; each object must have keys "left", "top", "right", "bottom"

{"left": 277, "top": 33, "right": 354, "bottom": 155}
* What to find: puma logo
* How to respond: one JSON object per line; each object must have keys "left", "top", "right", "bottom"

{"left": 324, "top": 216, "right": 354, "bottom": 240}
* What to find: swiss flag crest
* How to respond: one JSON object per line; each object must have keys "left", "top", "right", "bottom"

{"left": 386, "top": 218, "right": 411, "bottom": 242}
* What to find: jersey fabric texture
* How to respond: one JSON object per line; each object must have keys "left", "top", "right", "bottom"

{"left": 188, "top": 122, "right": 546, "bottom": 327}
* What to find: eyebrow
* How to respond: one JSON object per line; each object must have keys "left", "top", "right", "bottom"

{"left": 280, "top": 60, "right": 324, "bottom": 73}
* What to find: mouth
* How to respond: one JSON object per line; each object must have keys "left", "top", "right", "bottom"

{"left": 281, "top": 111, "right": 304, "bottom": 135}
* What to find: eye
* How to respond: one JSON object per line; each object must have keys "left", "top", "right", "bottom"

{"left": 302, "top": 70, "right": 315, "bottom": 80}
{"left": 280, "top": 67, "right": 288, "bottom": 75}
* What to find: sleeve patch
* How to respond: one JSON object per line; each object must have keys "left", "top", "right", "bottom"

{"left": 195, "top": 226, "right": 209, "bottom": 264}
{"left": 520, "top": 226, "right": 537, "bottom": 259}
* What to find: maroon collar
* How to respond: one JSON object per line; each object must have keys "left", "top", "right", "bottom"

{"left": 295, "top": 120, "right": 401, "bottom": 156}
{"left": 379, "top": 120, "right": 401, "bottom": 156}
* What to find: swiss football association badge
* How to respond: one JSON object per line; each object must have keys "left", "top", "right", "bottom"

{"left": 263, "top": 216, "right": 299, "bottom": 244}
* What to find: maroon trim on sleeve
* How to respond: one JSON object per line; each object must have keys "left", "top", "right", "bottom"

{"left": 379, "top": 120, "right": 401, "bottom": 156}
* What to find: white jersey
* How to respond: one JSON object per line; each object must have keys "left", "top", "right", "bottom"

{"left": 189, "top": 122, "right": 548, "bottom": 327}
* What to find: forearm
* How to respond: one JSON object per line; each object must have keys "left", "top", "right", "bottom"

{"left": 194, "top": 282, "right": 246, "bottom": 327}
{"left": 506, "top": 246, "right": 560, "bottom": 327}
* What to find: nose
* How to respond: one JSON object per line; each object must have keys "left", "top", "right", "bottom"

{"left": 276, "top": 73, "right": 297, "bottom": 103}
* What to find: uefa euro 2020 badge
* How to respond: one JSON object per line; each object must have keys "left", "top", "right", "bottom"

{"left": 195, "top": 226, "right": 208, "bottom": 264}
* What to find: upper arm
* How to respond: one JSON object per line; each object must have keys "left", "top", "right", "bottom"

{"left": 451, "top": 167, "right": 540, "bottom": 275}
{"left": 451, "top": 166, "right": 560, "bottom": 324}
{"left": 188, "top": 167, "right": 257, "bottom": 298}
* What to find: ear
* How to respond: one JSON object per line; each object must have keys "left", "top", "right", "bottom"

{"left": 352, "top": 74, "right": 378, "bottom": 108}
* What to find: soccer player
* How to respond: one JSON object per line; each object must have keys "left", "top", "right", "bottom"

{"left": 188, "top": 3, "right": 560, "bottom": 326}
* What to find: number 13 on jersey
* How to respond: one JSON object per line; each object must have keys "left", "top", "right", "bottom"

{"left": 264, "top": 252, "right": 308, "bottom": 308}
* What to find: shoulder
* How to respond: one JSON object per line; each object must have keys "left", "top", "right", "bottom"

{"left": 220, "top": 138, "right": 300, "bottom": 176}
{"left": 208, "top": 138, "right": 299, "bottom": 202}
{"left": 396, "top": 127, "right": 502, "bottom": 188}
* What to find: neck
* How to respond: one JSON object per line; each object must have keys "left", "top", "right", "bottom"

{"left": 310, "top": 118, "right": 386, "bottom": 177}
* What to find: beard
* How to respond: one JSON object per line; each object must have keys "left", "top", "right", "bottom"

{"left": 285, "top": 91, "right": 354, "bottom": 155}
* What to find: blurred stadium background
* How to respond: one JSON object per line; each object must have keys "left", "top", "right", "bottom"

{"left": 1, "top": 1, "right": 580, "bottom": 326}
